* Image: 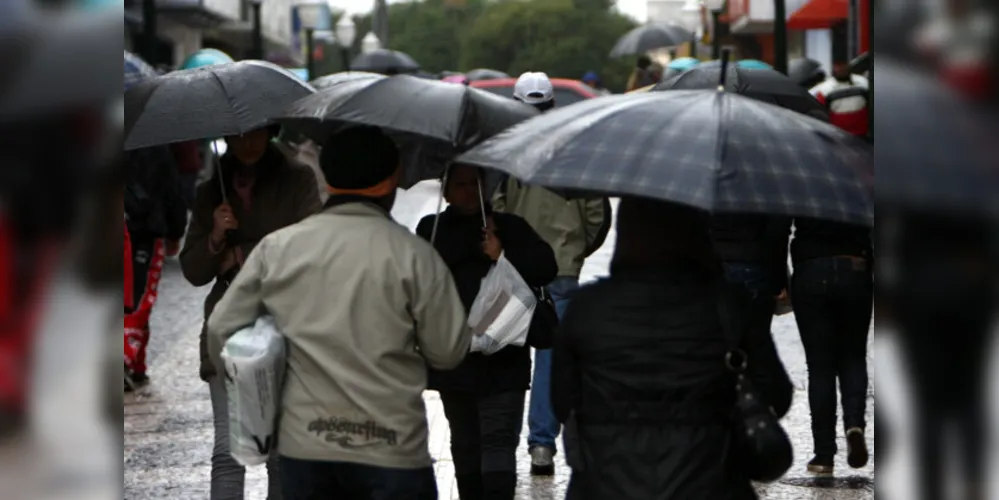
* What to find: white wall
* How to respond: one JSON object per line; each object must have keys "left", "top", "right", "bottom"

{"left": 159, "top": 18, "right": 204, "bottom": 66}
{"left": 805, "top": 29, "right": 832, "bottom": 74}
{"left": 204, "top": 0, "right": 241, "bottom": 20}
{"left": 261, "top": 0, "right": 292, "bottom": 45}
{"left": 646, "top": 0, "right": 684, "bottom": 25}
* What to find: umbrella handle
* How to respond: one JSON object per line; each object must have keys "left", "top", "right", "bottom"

{"left": 430, "top": 166, "right": 450, "bottom": 246}
{"left": 212, "top": 140, "right": 228, "bottom": 205}
{"left": 476, "top": 174, "right": 487, "bottom": 228}
{"left": 718, "top": 48, "right": 732, "bottom": 92}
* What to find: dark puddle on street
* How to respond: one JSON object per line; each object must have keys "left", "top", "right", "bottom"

{"left": 780, "top": 475, "right": 874, "bottom": 490}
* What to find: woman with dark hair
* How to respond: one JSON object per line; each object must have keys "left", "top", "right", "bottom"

{"left": 552, "top": 197, "right": 793, "bottom": 500}
{"left": 415, "top": 165, "right": 557, "bottom": 499}
{"left": 180, "top": 125, "right": 322, "bottom": 500}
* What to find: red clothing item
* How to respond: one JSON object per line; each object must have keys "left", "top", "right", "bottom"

{"left": 124, "top": 239, "right": 165, "bottom": 376}
{"left": 810, "top": 75, "right": 870, "bottom": 137}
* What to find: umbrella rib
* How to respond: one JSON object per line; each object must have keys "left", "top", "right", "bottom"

{"left": 710, "top": 92, "right": 726, "bottom": 211}
{"left": 209, "top": 70, "right": 240, "bottom": 135}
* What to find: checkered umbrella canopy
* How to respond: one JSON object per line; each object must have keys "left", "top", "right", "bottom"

{"left": 457, "top": 90, "right": 874, "bottom": 226}
{"left": 124, "top": 50, "right": 157, "bottom": 91}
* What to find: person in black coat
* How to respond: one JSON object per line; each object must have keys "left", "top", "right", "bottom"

{"left": 788, "top": 217, "right": 873, "bottom": 475}
{"left": 552, "top": 197, "right": 793, "bottom": 500}
{"left": 416, "top": 165, "right": 557, "bottom": 500}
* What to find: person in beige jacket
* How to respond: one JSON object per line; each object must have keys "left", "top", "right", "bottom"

{"left": 496, "top": 72, "right": 613, "bottom": 476}
{"left": 207, "top": 126, "right": 470, "bottom": 499}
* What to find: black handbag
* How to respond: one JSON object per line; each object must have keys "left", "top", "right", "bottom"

{"left": 526, "top": 287, "right": 559, "bottom": 349}
{"left": 716, "top": 281, "right": 794, "bottom": 483}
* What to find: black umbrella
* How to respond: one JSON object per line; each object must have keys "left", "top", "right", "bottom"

{"left": 124, "top": 60, "right": 314, "bottom": 150}
{"left": 788, "top": 57, "right": 825, "bottom": 88}
{"left": 349, "top": 49, "right": 420, "bottom": 74}
{"left": 654, "top": 65, "right": 828, "bottom": 118}
{"left": 465, "top": 68, "right": 510, "bottom": 81}
{"left": 1, "top": 10, "right": 120, "bottom": 119}
{"left": 276, "top": 75, "right": 538, "bottom": 188}
{"left": 609, "top": 23, "right": 695, "bottom": 58}
{"left": 311, "top": 71, "right": 383, "bottom": 90}
{"left": 457, "top": 90, "right": 873, "bottom": 226}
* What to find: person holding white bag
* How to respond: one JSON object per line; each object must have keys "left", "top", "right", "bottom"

{"left": 415, "top": 165, "right": 557, "bottom": 499}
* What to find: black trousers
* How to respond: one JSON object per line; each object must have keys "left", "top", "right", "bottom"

{"left": 440, "top": 390, "right": 526, "bottom": 500}
{"left": 279, "top": 457, "right": 436, "bottom": 500}
{"left": 791, "top": 256, "right": 873, "bottom": 456}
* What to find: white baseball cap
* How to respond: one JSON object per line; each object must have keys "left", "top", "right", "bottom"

{"left": 513, "top": 72, "right": 554, "bottom": 105}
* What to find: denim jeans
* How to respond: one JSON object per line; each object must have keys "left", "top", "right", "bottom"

{"left": 527, "top": 276, "right": 578, "bottom": 452}
{"left": 208, "top": 376, "right": 282, "bottom": 500}
{"left": 279, "top": 457, "right": 436, "bottom": 500}
{"left": 791, "top": 256, "right": 873, "bottom": 456}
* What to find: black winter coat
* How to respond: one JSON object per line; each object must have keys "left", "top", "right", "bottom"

{"left": 553, "top": 263, "right": 793, "bottom": 500}
{"left": 416, "top": 207, "right": 557, "bottom": 394}
{"left": 125, "top": 146, "right": 188, "bottom": 241}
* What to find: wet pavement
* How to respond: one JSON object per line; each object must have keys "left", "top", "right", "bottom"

{"left": 124, "top": 182, "right": 874, "bottom": 499}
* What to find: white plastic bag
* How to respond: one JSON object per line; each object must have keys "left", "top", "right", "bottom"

{"left": 467, "top": 253, "right": 537, "bottom": 355}
{"left": 220, "top": 315, "right": 286, "bottom": 466}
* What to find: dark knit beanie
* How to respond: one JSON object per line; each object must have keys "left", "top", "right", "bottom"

{"left": 320, "top": 126, "right": 400, "bottom": 189}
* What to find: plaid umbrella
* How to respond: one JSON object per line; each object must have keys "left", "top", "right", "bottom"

{"left": 124, "top": 50, "right": 158, "bottom": 91}
{"left": 457, "top": 90, "right": 873, "bottom": 226}
{"left": 654, "top": 65, "right": 828, "bottom": 118}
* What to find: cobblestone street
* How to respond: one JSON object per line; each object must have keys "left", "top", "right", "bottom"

{"left": 125, "top": 183, "right": 875, "bottom": 499}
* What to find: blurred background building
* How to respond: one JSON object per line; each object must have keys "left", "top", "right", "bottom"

{"left": 123, "top": 0, "right": 300, "bottom": 68}
{"left": 644, "top": 0, "right": 870, "bottom": 73}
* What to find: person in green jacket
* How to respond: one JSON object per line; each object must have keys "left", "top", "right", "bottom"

{"left": 494, "top": 71, "right": 613, "bottom": 476}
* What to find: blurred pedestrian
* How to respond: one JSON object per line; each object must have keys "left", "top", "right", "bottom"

{"left": 552, "top": 197, "right": 792, "bottom": 499}
{"left": 581, "top": 71, "right": 610, "bottom": 94}
{"left": 180, "top": 124, "right": 322, "bottom": 500}
{"left": 123, "top": 145, "right": 188, "bottom": 388}
{"left": 416, "top": 164, "right": 557, "bottom": 499}
{"left": 626, "top": 55, "right": 655, "bottom": 91}
{"left": 493, "top": 71, "right": 612, "bottom": 477}
{"left": 789, "top": 218, "right": 873, "bottom": 475}
{"left": 810, "top": 57, "right": 869, "bottom": 138}
{"left": 171, "top": 140, "right": 203, "bottom": 208}
{"left": 208, "top": 126, "right": 470, "bottom": 500}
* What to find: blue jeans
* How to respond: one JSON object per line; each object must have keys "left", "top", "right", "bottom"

{"left": 527, "top": 276, "right": 578, "bottom": 452}
{"left": 279, "top": 457, "right": 436, "bottom": 500}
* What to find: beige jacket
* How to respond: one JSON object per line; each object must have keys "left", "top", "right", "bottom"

{"left": 206, "top": 202, "right": 470, "bottom": 469}
{"left": 493, "top": 179, "right": 611, "bottom": 278}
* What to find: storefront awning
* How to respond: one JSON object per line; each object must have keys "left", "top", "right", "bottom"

{"left": 787, "top": 0, "right": 849, "bottom": 30}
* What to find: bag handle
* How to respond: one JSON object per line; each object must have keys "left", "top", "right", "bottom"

{"left": 715, "top": 280, "right": 750, "bottom": 375}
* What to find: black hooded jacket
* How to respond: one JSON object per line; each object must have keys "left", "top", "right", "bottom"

{"left": 416, "top": 206, "right": 557, "bottom": 394}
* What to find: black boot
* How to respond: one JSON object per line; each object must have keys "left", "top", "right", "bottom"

{"left": 481, "top": 471, "right": 516, "bottom": 500}
{"left": 455, "top": 473, "right": 483, "bottom": 500}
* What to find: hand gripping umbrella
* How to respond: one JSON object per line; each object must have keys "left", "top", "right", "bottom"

{"left": 457, "top": 62, "right": 873, "bottom": 226}
{"left": 123, "top": 60, "right": 315, "bottom": 151}
{"left": 276, "top": 74, "right": 538, "bottom": 189}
